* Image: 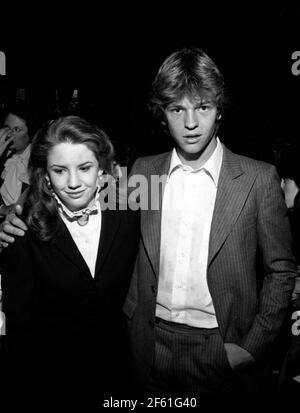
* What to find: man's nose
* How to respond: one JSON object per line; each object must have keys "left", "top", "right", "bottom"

{"left": 185, "top": 110, "right": 198, "bottom": 129}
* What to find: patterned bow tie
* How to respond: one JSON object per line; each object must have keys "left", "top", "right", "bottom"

{"left": 63, "top": 207, "right": 98, "bottom": 226}
{"left": 53, "top": 190, "right": 100, "bottom": 226}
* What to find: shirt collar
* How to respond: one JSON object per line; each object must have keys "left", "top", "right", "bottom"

{"left": 168, "top": 137, "right": 223, "bottom": 186}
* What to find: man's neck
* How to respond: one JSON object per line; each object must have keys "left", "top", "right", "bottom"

{"left": 177, "top": 137, "right": 218, "bottom": 170}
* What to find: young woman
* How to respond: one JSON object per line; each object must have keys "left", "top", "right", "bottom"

{"left": 0, "top": 116, "right": 139, "bottom": 394}
{"left": 0, "top": 102, "right": 35, "bottom": 216}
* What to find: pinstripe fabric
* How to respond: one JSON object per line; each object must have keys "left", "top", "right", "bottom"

{"left": 123, "top": 145, "right": 297, "bottom": 392}
{"left": 146, "top": 319, "right": 235, "bottom": 395}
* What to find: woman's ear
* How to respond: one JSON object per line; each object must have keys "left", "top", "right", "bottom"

{"left": 45, "top": 175, "right": 52, "bottom": 189}
{"left": 97, "top": 169, "right": 104, "bottom": 184}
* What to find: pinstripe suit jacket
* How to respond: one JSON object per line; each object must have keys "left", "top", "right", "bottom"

{"left": 123, "top": 145, "right": 297, "bottom": 384}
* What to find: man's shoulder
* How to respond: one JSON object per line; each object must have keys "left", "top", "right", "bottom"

{"left": 225, "top": 147, "right": 275, "bottom": 174}
{"left": 134, "top": 151, "right": 170, "bottom": 164}
{"left": 130, "top": 151, "right": 171, "bottom": 174}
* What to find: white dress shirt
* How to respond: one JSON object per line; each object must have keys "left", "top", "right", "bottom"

{"left": 156, "top": 138, "right": 223, "bottom": 328}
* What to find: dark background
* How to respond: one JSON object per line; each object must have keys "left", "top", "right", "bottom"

{"left": 0, "top": 6, "right": 299, "bottom": 166}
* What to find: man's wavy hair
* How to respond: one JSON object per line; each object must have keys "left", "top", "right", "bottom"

{"left": 149, "top": 47, "right": 227, "bottom": 121}
{"left": 24, "top": 115, "right": 114, "bottom": 241}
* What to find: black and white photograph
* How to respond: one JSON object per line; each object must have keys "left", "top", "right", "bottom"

{"left": 0, "top": 6, "right": 300, "bottom": 409}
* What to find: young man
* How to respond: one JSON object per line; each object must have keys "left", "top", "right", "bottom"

{"left": 122, "top": 47, "right": 297, "bottom": 394}
{"left": 0, "top": 48, "right": 297, "bottom": 395}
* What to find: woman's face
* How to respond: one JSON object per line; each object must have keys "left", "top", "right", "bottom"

{"left": 4, "top": 113, "right": 30, "bottom": 153}
{"left": 47, "top": 142, "right": 101, "bottom": 211}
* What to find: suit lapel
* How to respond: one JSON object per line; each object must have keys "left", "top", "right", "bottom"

{"left": 94, "top": 208, "right": 121, "bottom": 278}
{"left": 52, "top": 218, "right": 91, "bottom": 277}
{"left": 207, "top": 147, "right": 257, "bottom": 267}
{"left": 141, "top": 152, "right": 171, "bottom": 278}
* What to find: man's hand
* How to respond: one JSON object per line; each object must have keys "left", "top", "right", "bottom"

{"left": 0, "top": 204, "right": 28, "bottom": 249}
{"left": 224, "top": 343, "right": 255, "bottom": 371}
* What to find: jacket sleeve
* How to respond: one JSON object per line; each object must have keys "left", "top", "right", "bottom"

{"left": 241, "top": 165, "right": 297, "bottom": 360}
{"left": 1, "top": 234, "right": 35, "bottom": 351}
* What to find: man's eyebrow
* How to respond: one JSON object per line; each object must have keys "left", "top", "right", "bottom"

{"left": 168, "top": 103, "right": 183, "bottom": 108}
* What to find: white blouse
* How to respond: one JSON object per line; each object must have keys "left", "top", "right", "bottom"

{"left": 57, "top": 196, "right": 102, "bottom": 278}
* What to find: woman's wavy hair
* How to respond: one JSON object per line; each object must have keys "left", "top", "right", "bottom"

{"left": 148, "top": 47, "right": 228, "bottom": 121}
{"left": 24, "top": 115, "right": 115, "bottom": 241}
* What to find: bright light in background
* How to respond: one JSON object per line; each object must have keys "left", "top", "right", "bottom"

{"left": 0, "top": 311, "right": 6, "bottom": 335}
{"left": 0, "top": 51, "right": 6, "bottom": 75}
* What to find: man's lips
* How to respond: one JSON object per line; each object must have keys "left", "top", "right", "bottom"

{"left": 183, "top": 134, "right": 201, "bottom": 142}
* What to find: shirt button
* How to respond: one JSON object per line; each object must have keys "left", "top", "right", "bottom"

{"left": 151, "top": 285, "right": 157, "bottom": 293}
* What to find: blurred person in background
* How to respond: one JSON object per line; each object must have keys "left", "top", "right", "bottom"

{"left": 0, "top": 102, "right": 37, "bottom": 219}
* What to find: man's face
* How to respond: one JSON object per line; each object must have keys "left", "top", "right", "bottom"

{"left": 4, "top": 113, "right": 30, "bottom": 153}
{"left": 163, "top": 95, "right": 219, "bottom": 167}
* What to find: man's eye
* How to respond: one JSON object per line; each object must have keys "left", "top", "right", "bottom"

{"left": 199, "top": 105, "right": 209, "bottom": 111}
{"left": 171, "top": 108, "right": 182, "bottom": 113}
{"left": 13, "top": 127, "right": 21, "bottom": 133}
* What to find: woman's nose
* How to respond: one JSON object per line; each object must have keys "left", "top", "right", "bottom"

{"left": 68, "top": 172, "right": 80, "bottom": 188}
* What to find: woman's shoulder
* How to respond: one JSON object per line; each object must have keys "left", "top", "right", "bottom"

{"left": 1, "top": 227, "right": 43, "bottom": 261}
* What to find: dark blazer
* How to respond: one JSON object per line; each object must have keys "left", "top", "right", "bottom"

{"left": 123, "top": 146, "right": 297, "bottom": 385}
{"left": 0, "top": 207, "right": 139, "bottom": 393}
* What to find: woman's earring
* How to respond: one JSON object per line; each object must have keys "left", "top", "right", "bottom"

{"left": 45, "top": 178, "right": 53, "bottom": 192}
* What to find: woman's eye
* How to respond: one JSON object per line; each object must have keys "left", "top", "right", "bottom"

{"left": 53, "top": 169, "right": 64, "bottom": 174}
{"left": 80, "top": 166, "right": 91, "bottom": 172}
